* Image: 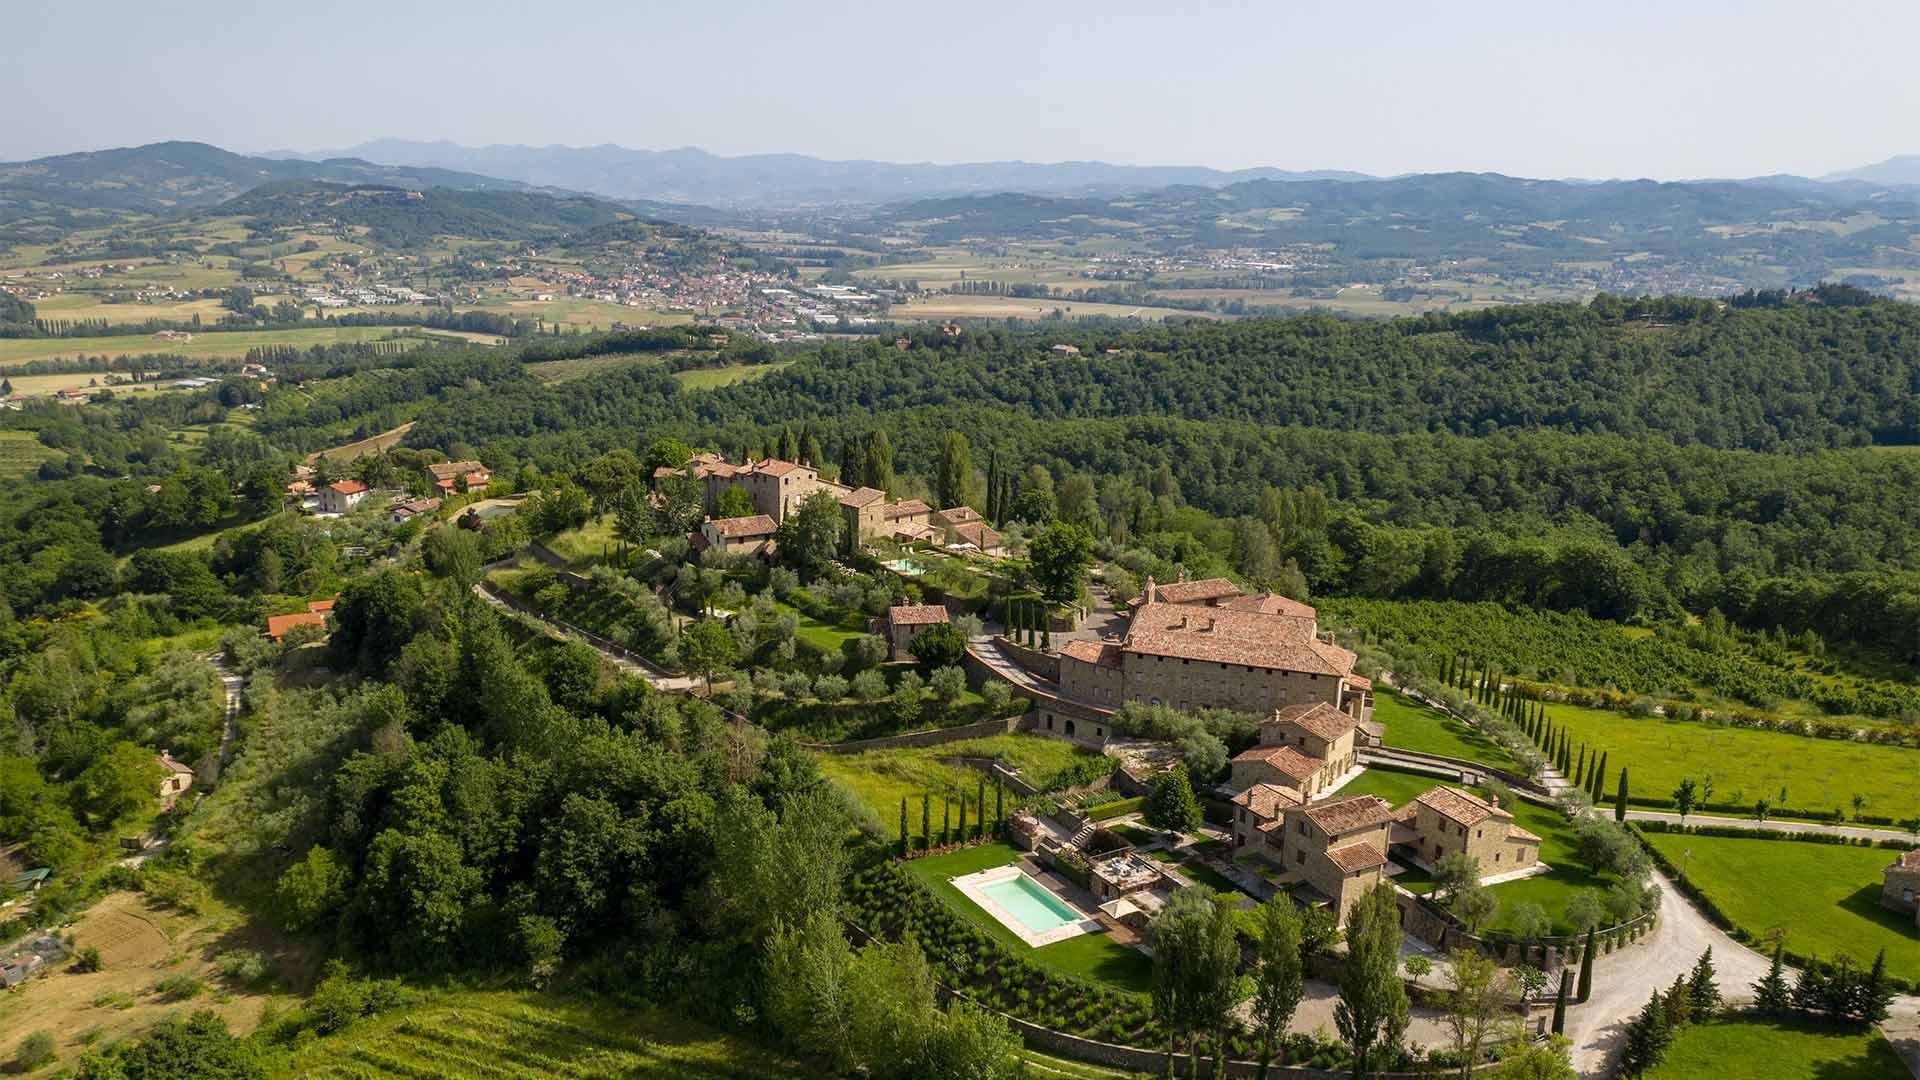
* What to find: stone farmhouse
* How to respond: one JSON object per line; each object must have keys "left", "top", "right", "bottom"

{"left": 698, "top": 514, "right": 778, "bottom": 557}
{"left": 1056, "top": 577, "right": 1373, "bottom": 722}
{"left": 425, "top": 459, "right": 491, "bottom": 494}
{"left": 1393, "top": 786, "right": 1541, "bottom": 876}
{"left": 1882, "top": 850, "right": 1920, "bottom": 924}
{"left": 671, "top": 454, "right": 945, "bottom": 550}
{"left": 877, "top": 603, "right": 951, "bottom": 660}
{"left": 1229, "top": 702, "right": 1365, "bottom": 797}
{"left": 1227, "top": 789, "right": 1395, "bottom": 920}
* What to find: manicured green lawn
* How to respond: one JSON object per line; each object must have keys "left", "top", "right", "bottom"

{"left": 1336, "top": 765, "right": 1454, "bottom": 808}
{"left": 1641, "top": 831, "right": 1920, "bottom": 983}
{"left": 903, "top": 843, "right": 1153, "bottom": 994}
{"left": 543, "top": 515, "right": 622, "bottom": 567}
{"left": 1374, "top": 688, "right": 1519, "bottom": 769}
{"left": 771, "top": 600, "right": 865, "bottom": 653}
{"left": 1540, "top": 700, "right": 1920, "bottom": 820}
{"left": 1644, "top": 1013, "right": 1907, "bottom": 1080}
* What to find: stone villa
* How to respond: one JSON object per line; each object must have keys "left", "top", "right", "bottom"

{"left": 1229, "top": 702, "right": 1364, "bottom": 797}
{"left": 1057, "top": 577, "right": 1373, "bottom": 722}
{"left": 1394, "top": 786, "right": 1541, "bottom": 875}
{"left": 1226, "top": 789, "right": 1395, "bottom": 920}
{"left": 1882, "top": 850, "right": 1920, "bottom": 925}
{"left": 669, "top": 454, "right": 952, "bottom": 550}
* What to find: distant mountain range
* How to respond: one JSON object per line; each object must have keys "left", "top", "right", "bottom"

{"left": 269, "top": 139, "right": 1380, "bottom": 208}
{"left": 1823, "top": 155, "right": 1920, "bottom": 186}
{"left": 0, "top": 141, "right": 535, "bottom": 220}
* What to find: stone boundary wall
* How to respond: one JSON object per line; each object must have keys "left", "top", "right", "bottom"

{"left": 992, "top": 635, "right": 1060, "bottom": 681}
{"left": 803, "top": 715, "right": 1028, "bottom": 755}
{"left": 945, "top": 755, "right": 1041, "bottom": 797}
{"left": 1396, "top": 889, "right": 1656, "bottom": 969}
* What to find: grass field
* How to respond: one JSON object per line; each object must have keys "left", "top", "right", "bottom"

{"left": 883, "top": 294, "right": 1224, "bottom": 323}
{"left": 903, "top": 843, "right": 1154, "bottom": 994}
{"left": 673, "top": 361, "right": 793, "bottom": 390}
{"left": 1374, "top": 688, "right": 1520, "bottom": 769}
{"left": 267, "top": 991, "right": 821, "bottom": 1079}
{"left": 307, "top": 422, "right": 416, "bottom": 465}
{"left": 817, "top": 734, "right": 1099, "bottom": 823}
{"left": 0, "top": 370, "right": 192, "bottom": 399}
{"left": 0, "top": 326, "right": 429, "bottom": 367}
{"left": 0, "top": 430, "right": 56, "bottom": 481}
{"left": 29, "top": 294, "right": 235, "bottom": 325}
{"left": 1642, "top": 1012, "right": 1906, "bottom": 1080}
{"left": 1538, "top": 700, "right": 1920, "bottom": 820}
{"left": 541, "top": 515, "right": 622, "bottom": 568}
{"left": 1640, "top": 831, "right": 1920, "bottom": 982}
{"left": 527, "top": 353, "right": 666, "bottom": 383}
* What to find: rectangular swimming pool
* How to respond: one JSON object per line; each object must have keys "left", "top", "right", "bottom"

{"left": 979, "top": 873, "right": 1079, "bottom": 934}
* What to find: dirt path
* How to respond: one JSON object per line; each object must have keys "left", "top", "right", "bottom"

{"left": 472, "top": 581, "right": 700, "bottom": 693}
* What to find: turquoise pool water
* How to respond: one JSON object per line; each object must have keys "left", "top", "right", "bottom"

{"left": 881, "top": 558, "right": 927, "bottom": 576}
{"left": 980, "top": 874, "right": 1079, "bottom": 933}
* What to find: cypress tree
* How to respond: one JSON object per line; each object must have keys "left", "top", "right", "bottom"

{"left": 922, "top": 793, "right": 931, "bottom": 850}
{"left": 1574, "top": 746, "right": 1586, "bottom": 786}
{"left": 976, "top": 776, "right": 987, "bottom": 839}
{"left": 958, "top": 795, "right": 967, "bottom": 843}
{"left": 942, "top": 798, "right": 951, "bottom": 845}
{"left": 1616, "top": 768, "right": 1630, "bottom": 822}
{"left": 1551, "top": 969, "right": 1571, "bottom": 1034}
{"left": 994, "top": 779, "right": 1004, "bottom": 831}
{"left": 1577, "top": 929, "right": 1597, "bottom": 1002}
{"left": 899, "top": 797, "right": 909, "bottom": 857}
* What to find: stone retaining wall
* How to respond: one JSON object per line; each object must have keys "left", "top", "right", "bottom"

{"left": 803, "top": 715, "right": 1028, "bottom": 755}
{"left": 992, "top": 635, "right": 1059, "bottom": 681}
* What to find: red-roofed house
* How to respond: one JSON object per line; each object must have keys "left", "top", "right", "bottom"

{"left": 318, "top": 479, "right": 369, "bottom": 515}
{"left": 878, "top": 604, "right": 951, "bottom": 660}
{"left": 699, "top": 514, "right": 779, "bottom": 557}
{"left": 266, "top": 611, "right": 328, "bottom": 642}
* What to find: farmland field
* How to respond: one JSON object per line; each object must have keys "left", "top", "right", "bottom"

{"left": 0, "top": 326, "right": 431, "bottom": 366}
{"left": 0, "top": 430, "right": 57, "bottom": 480}
{"left": 902, "top": 842, "right": 1154, "bottom": 994}
{"left": 527, "top": 352, "right": 667, "bottom": 383}
{"left": 1642, "top": 1012, "right": 1905, "bottom": 1080}
{"left": 268, "top": 991, "right": 822, "bottom": 1079}
{"left": 1537, "top": 699, "right": 1920, "bottom": 819}
{"left": 1640, "top": 830, "right": 1920, "bottom": 982}
{"left": 673, "top": 361, "right": 793, "bottom": 389}
{"left": 883, "top": 293, "right": 1226, "bottom": 323}
{"left": 307, "top": 422, "right": 416, "bottom": 465}
{"left": 29, "top": 294, "right": 235, "bottom": 325}
{"left": 817, "top": 734, "right": 1099, "bottom": 823}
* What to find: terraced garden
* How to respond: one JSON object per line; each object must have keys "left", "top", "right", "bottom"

{"left": 0, "top": 430, "right": 56, "bottom": 481}
{"left": 272, "top": 992, "right": 821, "bottom": 1079}
{"left": 1373, "top": 688, "right": 1519, "bottom": 768}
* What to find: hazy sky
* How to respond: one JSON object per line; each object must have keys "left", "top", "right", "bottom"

{"left": 6, "top": 0, "right": 1917, "bottom": 178}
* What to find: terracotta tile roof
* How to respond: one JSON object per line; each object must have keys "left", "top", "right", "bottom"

{"left": 1506, "top": 823, "right": 1542, "bottom": 845}
{"left": 1232, "top": 745, "right": 1324, "bottom": 782}
{"left": 933, "top": 506, "right": 982, "bottom": 527}
{"left": 1217, "top": 592, "right": 1318, "bottom": 619}
{"left": 1060, "top": 639, "right": 1123, "bottom": 667}
{"left": 708, "top": 514, "right": 777, "bottom": 538}
{"left": 266, "top": 612, "right": 328, "bottom": 641}
{"left": 1300, "top": 794, "right": 1394, "bottom": 835}
{"left": 1891, "top": 850, "right": 1920, "bottom": 871}
{"left": 887, "top": 604, "right": 950, "bottom": 626}
{"left": 1269, "top": 702, "right": 1362, "bottom": 742}
{"left": 1152, "top": 578, "right": 1242, "bottom": 605}
{"left": 1232, "top": 782, "right": 1304, "bottom": 819}
{"left": 158, "top": 751, "right": 194, "bottom": 775}
{"left": 694, "top": 460, "right": 740, "bottom": 478}
{"left": 653, "top": 466, "right": 685, "bottom": 479}
{"left": 839, "top": 486, "right": 886, "bottom": 508}
{"left": 884, "top": 499, "right": 932, "bottom": 519}
{"left": 1415, "top": 787, "right": 1510, "bottom": 828}
{"left": 1121, "top": 601, "right": 1354, "bottom": 676}
{"left": 749, "top": 459, "right": 802, "bottom": 477}
{"left": 1325, "top": 841, "right": 1389, "bottom": 873}
{"left": 891, "top": 523, "right": 936, "bottom": 542}
{"left": 953, "top": 521, "right": 1002, "bottom": 550}
{"left": 425, "top": 460, "right": 486, "bottom": 481}
{"left": 306, "top": 599, "right": 336, "bottom": 613}
{"left": 1344, "top": 674, "right": 1374, "bottom": 691}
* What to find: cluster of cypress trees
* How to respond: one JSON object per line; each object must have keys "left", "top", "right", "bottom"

{"left": 897, "top": 776, "right": 1008, "bottom": 857}
{"left": 1005, "top": 594, "right": 1051, "bottom": 650}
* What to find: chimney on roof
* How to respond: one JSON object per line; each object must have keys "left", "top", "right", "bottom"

{"left": 1177, "top": 566, "right": 1187, "bottom": 583}
{"left": 1178, "top": 614, "right": 1190, "bottom": 629}
{"left": 1144, "top": 576, "right": 1157, "bottom": 604}
{"left": 1487, "top": 793, "right": 1500, "bottom": 809}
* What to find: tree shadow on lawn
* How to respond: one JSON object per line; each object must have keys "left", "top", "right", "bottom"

{"left": 1831, "top": 883, "right": 1920, "bottom": 943}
